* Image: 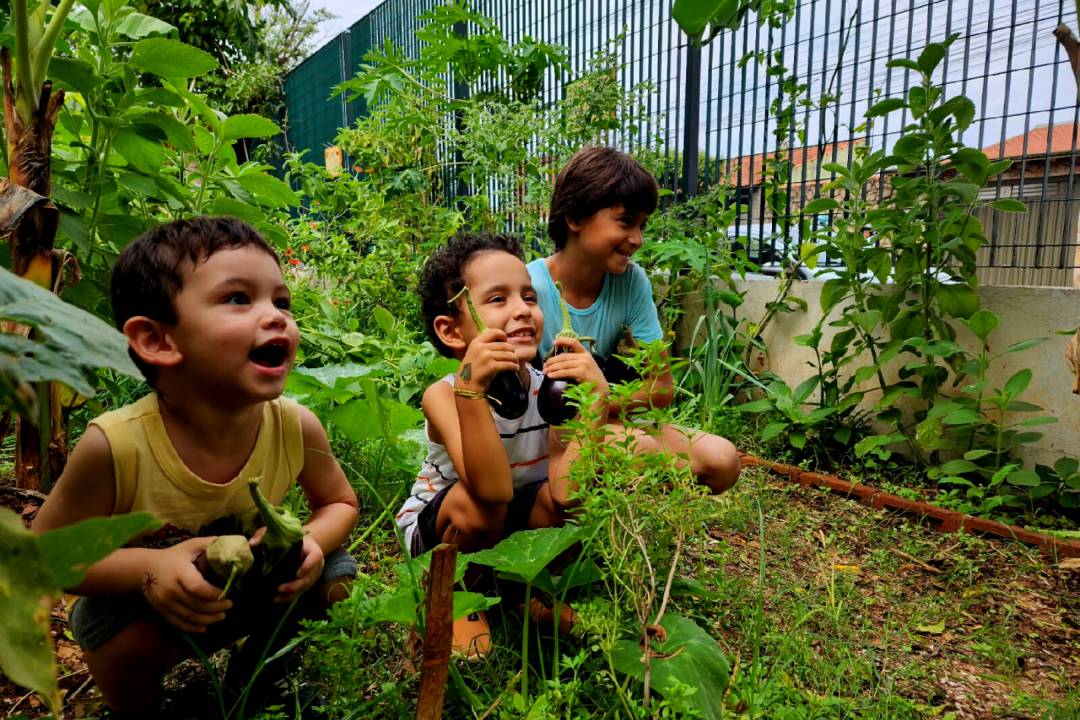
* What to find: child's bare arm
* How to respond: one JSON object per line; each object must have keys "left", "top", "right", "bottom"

{"left": 32, "top": 426, "right": 231, "bottom": 632}
{"left": 270, "top": 406, "right": 359, "bottom": 602}
{"left": 425, "top": 330, "right": 519, "bottom": 504}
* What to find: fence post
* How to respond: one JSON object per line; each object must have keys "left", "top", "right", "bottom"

{"left": 681, "top": 42, "right": 702, "bottom": 201}
{"left": 416, "top": 543, "right": 457, "bottom": 720}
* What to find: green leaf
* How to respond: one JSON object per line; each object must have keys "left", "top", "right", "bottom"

{"left": 373, "top": 306, "right": 395, "bottom": 334}
{"left": 465, "top": 525, "right": 584, "bottom": 582}
{"left": 0, "top": 267, "right": 140, "bottom": 381}
{"left": 801, "top": 198, "right": 839, "bottom": 214}
{"left": 914, "top": 619, "right": 946, "bottom": 635}
{"left": 1006, "top": 469, "right": 1042, "bottom": 487}
{"left": 612, "top": 614, "right": 729, "bottom": 720}
{"left": 47, "top": 57, "right": 104, "bottom": 96}
{"left": 1016, "top": 416, "right": 1058, "bottom": 428}
{"left": 819, "top": 279, "right": 848, "bottom": 314}
{"left": 916, "top": 43, "right": 947, "bottom": 74}
{"left": 113, "top": 11, "right": 176, "bottom": 38}
{"left": 130, "top": 38, "right": 218, "bottom": 79}
{"left": 865, "top": 97, "right": 905, "bottom": 118}
{"left": 112, "top": 127, "right": 167, "bottom": 174}
{"left": 232, "top": 172, "right": 299, "bottom": 209}
{"left": 0, "top": 510, "right": 155, "bottom": 715}
{"left": 990, "top": 198, "right": 1027, "bottom": 213}
{"left": 948, "top": 96, "right": 976, "bottom": 131}
{"left": 1054, "top": 457, "right": 1079, "bottom": 479}
{"left": 886, "top": 58, "right": 922, "bottom": 73}
{"left": 937, "top": 459, "right": 978, "bottom": 475}
{"left": 935, "top": 284, "right": 979, "bottom": 319}
{"left": 736, "top": 398, "right": 773, "bottom": 413}
{"left": 964, "top": 309, "right": 998, "bottom": 342}
{"left": 1003, "top": 368, "right": 1032, "bottom": 399}
{"left": 329, "top": 395, "right": 422, "bottom": 441}
{"left": 452, "top": 591, "right": 501, "bottom": 621}
{"left": 1000, "top": 338, "right": 1046, "bottom": 355}
{"left": 37, "top": 514, "right": 159, "bottom": 590}
{"left": 210, "top": 197, "right": 267, "bottom": 225}
{"left": 672, "top": 0, "right": 741, "bottom": 38}
{"left": 222, "top": 114, "right": 282, "bottom": 142}
{"left": 761, "top": 421, "right": 787, "bottom": 441}
{"left": 963, "top": 449, "right": 993, "bottom": 461}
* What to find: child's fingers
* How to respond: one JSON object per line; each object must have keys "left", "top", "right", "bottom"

{"left": 180, "top": 572, "right": 234, "bottom": 604}
{"left": 477, "top": 328, "right": 509, "bottom": 343}
{"left": 552, "top": 337, "right": 587, "bottom": 353}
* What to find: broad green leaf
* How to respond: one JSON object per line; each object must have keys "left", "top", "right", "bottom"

{"left": 210, "top": 197, "right": 267, "bottom": 226}
{"left": 0, "top": 267, "right": 140, "bottom": 380}
{"left": 465, "top": 525, "right": 584, "bottom": 582}
{"left": 0, "top": 510, "right": 60, "bottom": 714}
{"left": 990, "top": 198, "right": 1027, "bottom": 213}
{"left": 963, "top": 309, "right": 998, "bottom": 342}
{"left": 373, "top": 306, "right": 395, "bottom": 334}
{"left": 819, "top": 278, "right": 847, "bottom": 314}
{"left": 935, "top": 284, "right": 979, "bottom": 319}
{"left": 330, "top": 395, "right": 422, "bottom": 441}
{"left": 866, "top": 98, "right": 905, "bottom": 118}
{"left": 0, "top": 334, "right": 97, "bottom": 397}
{"left": 937, "top": 459, "right": 978, "bottom": 475}
{"left": 113, "top": 127, "right": 167, "bottom": 173}
{"left": 1016, "top": 416, "right": 1057, "bottom": 427}
{"left": 963, "top": 449, "right": 993, "bottom": 461}
{"left": 0, "top": 510, "right": 155, "bottom": 715}
{"left": 222, "top": 114, "right": 282, "bottom": 142}
{"left": 1054, "top": 457, "right": 1079, "bottom": 479}
{"left": 47, "top": 57, "right": 104, "bottom": 96}
{"left": 672, "top": 0, "right": 741, "bottom": 38}
{"left": 761, "top": 421, "right": 787, "bottom": 441}
{"left": 801, "top": 197, "right": 839, "bottom": 214}
{"left": 113, "top": 11, "right": 176, "bottom": 38}
{"left": 293, "top": 363, "right": 381, "bottom": 388}
{"left": 916, "top": 43, "right": 946, "bottom": 74}
{"left": 134, "top": 113, "right": 197, "bottom": 152}
{"left": 612, "top": 614, "right": 729, "bottom": 720}
{"left": 452, "top": 591, "right": 501, "bottom": 620}
{"left": 735, "top": 398, "right": 773, "bottom": 413}
{"left": 914, "top": 619, "right": 946, "bottom": 635}
{"left": 131, "top": 38, "right": 218, "bottom": 79}
{"left": 233, "top": 172, "right": 299, "bottom": 209}
{"left": 886, "top": 58, "right": 922, "bottom": 73}
{"left": 1006, "top": 469, "right": 1042, "bottom": 487}
{"left": 1003, "top": 368, "right": 1032, "bottom": 399}
{"left": 37, "top": 514, "right": 159, "bottom": 589}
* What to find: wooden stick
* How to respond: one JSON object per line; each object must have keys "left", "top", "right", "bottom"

{"left": 416, "top": 543, "right": 457, "bottom": 720}
{"left": 889, "top": 547, "right": 942, "bottom": 575}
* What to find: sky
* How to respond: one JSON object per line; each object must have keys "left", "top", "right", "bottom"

{"left": 310, "top": 0, "right": 385, "bottom": 50}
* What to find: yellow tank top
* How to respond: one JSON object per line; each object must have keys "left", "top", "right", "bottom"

{"left": 90, "top": 393, "right": 305, "bottom": 537}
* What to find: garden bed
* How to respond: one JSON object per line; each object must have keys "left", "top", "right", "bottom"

{"left": 7, "top": 468, "right": 1077, "bottom": 719}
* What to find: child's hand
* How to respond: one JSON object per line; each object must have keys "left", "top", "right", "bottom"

{"left": 457, "top": 328, "right": 521, "bottom": 392}
{"left": 544, "top": 337, "right": 610, "bottom": 400}
{"left": 143, "top": 537, "right": 233, "bottom": 633}
{"left": 274, "top": 535, "right": 324, "bottom": 604}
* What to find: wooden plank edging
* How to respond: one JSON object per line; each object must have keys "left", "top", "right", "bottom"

{"left": 740, "top": 454, "right": 1080, "bottom": 559}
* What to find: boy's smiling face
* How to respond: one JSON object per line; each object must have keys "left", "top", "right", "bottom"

{"left": 166, "top": 246, "right": 299, "bottom": 403}
{"left": 446, "top": 250, "right": 543, "bottom": 363}
{"left": 568, "top": 205, "right": 649, "bottom": 275}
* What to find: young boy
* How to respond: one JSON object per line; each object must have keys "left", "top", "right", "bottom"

{"left": 32, "top": 217, "right": 360, "bottom": 717}
{"left": 530, "top": 145, "right": 741, "bottom": 493}
{"left": 397, "top": 233, "right": 609, "bottom": 658}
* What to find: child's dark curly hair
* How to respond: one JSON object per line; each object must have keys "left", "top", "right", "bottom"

{"left": 419, "top": 233, "right": 525, "bottom": 356}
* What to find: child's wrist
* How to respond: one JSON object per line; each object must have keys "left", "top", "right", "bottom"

{"left": 453, "top": 377, "right": 487, "bottom": 395}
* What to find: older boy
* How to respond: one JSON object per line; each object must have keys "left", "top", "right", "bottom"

{"left": 32, "top": 217, "right": 359, "bottom": 716}
{"left": 530, "top": 146, "right": 741, "bottom": 493}
{"left": 397, "top": 233, "right": 608, "bottom": 659}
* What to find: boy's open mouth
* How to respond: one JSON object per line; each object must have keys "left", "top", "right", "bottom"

{"left": 249, "top": 339, "right": 290, "bottom": 368}
{"left": 507, "top": 328, "right": 535, "bottom": 341}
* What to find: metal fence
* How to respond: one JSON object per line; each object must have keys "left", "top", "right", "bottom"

{"left": 285, "top": 0, "right": 1080, "bottom": 287}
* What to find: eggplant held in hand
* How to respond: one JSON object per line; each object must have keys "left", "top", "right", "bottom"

{"left": 451, "top": 285, "right": 529, "bottom": 419}
{"left": 195, "top": 479, "right": 305, "bottom": 603}
{"left": 538, "top": 282, "right": 592, "bottom": 426}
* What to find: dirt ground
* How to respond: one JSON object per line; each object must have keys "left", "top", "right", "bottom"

{"left": 3, "top": 471, "right": 1079, "bottom": 719}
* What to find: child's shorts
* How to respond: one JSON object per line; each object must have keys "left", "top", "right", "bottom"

{"left": 70, "top": 547, "right": 358, "bottom": 652}
{"left": 410, "top": 479, "right": 547, "bottom": 557}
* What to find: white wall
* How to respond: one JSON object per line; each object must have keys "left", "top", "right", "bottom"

{"left": 680, "top": 278, "right": 1079, "bottom": 466}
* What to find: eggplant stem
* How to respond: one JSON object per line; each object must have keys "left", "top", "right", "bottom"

{"left": 449, "top": 285, "right": 487, "bottom": 332}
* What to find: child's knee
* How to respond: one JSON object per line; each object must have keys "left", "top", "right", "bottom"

{"left": 694, "top": 435, "right": 740, "bottom": 493}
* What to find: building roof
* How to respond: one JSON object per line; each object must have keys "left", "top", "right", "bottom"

{"left": 981, "top": 124, "right": 1080, "bottom": 160}
{"left": 717, "top": 138, "right": 865, "bottom": 187}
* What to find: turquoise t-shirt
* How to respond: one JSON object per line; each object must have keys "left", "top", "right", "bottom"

{"left": 527, "top": 258, "right": 663, "bottom": 359}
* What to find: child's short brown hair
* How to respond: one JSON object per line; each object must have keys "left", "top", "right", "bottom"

{"left": 110, "top": 216, "right": 279, "bottom": 384}
{"left": 547, "top": 146, "right": 659, "bottom": 250}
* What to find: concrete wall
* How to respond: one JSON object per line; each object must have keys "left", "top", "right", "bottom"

{"left": 680, "top": 278, "right": 1079, "bottom": 466}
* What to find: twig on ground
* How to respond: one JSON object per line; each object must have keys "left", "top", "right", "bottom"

{"left": 889, "top": 548, "right": 942, "bottom": 575}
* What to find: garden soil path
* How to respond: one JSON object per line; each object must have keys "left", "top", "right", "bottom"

{"left": 3, "top": 468, "right": 1078, "bottom": 719}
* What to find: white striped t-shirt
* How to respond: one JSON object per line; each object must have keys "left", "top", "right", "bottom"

{"left": 396, "top": 367, "right": 549, "bottom": 551}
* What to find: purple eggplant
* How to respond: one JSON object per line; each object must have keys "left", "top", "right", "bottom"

{"left": 537, "top": 282, "right": 588, "bottom": 425}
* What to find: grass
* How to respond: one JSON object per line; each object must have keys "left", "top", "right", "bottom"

{"left": 287, "top": 464, "right": 1080, "bottom": 720}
